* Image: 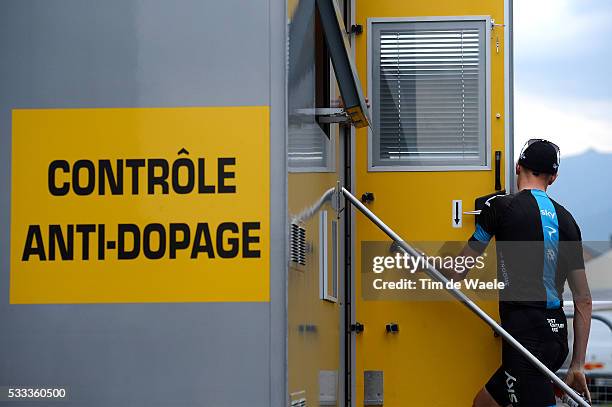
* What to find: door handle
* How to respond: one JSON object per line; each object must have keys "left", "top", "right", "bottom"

{"left": 495, "top": 150, "right": 502, "bottom": 191}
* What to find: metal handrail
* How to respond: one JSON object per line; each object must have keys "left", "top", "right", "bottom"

{"left": 342, "top": 187, "right": 589, "bottom": 407}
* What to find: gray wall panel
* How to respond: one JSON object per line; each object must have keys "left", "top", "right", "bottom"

{"left": 1, "top": 304, "right": 269, "bottom": 406}
{"left": 0, "top": 0, "right": 284, "bottom": 405}
{"left": 0, "top": 0, "right": 270, "bottom": 108}
{"left": 269, "top": 0, "right": 289, "bottom": 405}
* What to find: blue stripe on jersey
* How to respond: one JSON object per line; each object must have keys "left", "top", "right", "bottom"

{"left": 473, "top": 224, "right": 492, "bottom": 242}
{"left": 530, "top": 189, "right": 560, "bottom": 309}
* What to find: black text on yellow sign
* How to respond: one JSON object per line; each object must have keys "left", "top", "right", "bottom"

{"left": 24, "top": 157, "right": 259, "bottom": 261}
{"left": 11, "top": 107, "right": 270, "bottom": 303}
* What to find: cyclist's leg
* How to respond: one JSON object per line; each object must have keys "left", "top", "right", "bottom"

{"left": 474, "top": 367, "right": 510, "bottom": 407}
{"left": 473, "top": 384, "right": 507, "bottom": 407}
{"left": 479, "top": 306, "right": 568, "bottom": 406}
{"left": 474, "top": 344, "right": 563, "bottom": 406}
{"left": 503, "top": 353, "right": 557, "bottom": 406}
{"left": 501, "top": 322, "right": 566, "bottom": 406}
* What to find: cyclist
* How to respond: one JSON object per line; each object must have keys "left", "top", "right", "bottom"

{"left": 461, "top": 140, "right": 592, "bottom": 406}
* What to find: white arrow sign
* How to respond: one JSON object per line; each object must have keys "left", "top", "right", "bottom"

{"left": 452, "top": 200, "right": 462, "bottom": 228}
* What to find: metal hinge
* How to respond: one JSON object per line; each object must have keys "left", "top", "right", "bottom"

{"left": 490, "top": 19, "right": 506, "bottom": 29}
{"left": 293, "top": 108, "right": 351, "bottom": 124}
{"left": 350, "top": 322, "right": 364, "bottom": 334}
{"left": 348, "top": 24, "right": 363, "bottom": 35}
{"left": 315, "top": 108, "right": 351, "bottom": 124}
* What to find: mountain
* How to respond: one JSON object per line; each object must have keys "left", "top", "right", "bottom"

{"left": 548, "top": 149, "right": 612, "bottom": 243}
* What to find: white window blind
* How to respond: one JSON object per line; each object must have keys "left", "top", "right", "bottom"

{"left": 371, "top": 19, "right": 488, "bottom": 169}
{"left": 288, "top": 123, "right": 330, "bottom": 170}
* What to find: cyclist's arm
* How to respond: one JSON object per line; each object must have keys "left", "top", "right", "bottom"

{"left": 439, "top": 244, "right": 481, "bottom": 281}
{"left": 440, "top": 200, "right": 499, "bottom": 281}
{"left": 568, "top": 268, "right": 592, "bottom": 368}
{"left": 566, "top": 268, "right": 592, "bottom": 401}
{"left": 438, "top": 196, "right": 502, "bottom": 281}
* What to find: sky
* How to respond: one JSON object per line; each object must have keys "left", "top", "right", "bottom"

{"left": 514, "top": 0, "right": 612, "bottom": 158}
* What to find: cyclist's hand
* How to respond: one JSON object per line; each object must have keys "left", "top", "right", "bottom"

{"left": 564, "top": 367, "right": 591, "bottom": 403}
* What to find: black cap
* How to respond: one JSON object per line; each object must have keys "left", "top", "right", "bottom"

{"left": 518, "top": 140, "right": 559, "bottom": 174}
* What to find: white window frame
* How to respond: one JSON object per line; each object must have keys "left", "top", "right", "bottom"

{"left": 367, "top": 16, "right": 492, "bottom": 172}
{"left": 319, "top": 210, "right": 338, "bottom": 303}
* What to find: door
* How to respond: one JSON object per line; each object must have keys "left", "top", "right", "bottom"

{"left": 350, "top": 0, "right": 512, "bottom": 405}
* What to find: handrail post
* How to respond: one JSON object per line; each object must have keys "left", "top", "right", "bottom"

{"left": 342, "top": 187, "right": 589, "bottom": 407}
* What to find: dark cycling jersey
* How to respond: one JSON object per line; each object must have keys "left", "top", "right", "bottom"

{"left": 467, "top": 189, "right": 584, "bottom": 406}
{"left": 468, "top": 188, "right": 584, "bottom": 309}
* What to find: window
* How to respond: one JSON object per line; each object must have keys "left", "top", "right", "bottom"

{"left": 287, "top": 0, "right": 333, "bottom": 171}
{"left": 288, "top": 123, "right": 332, "bottom": 170}
{"left": 287, "top": 0, "right": 369, "bottom": 171}
{"left": 315, "top": 6, "right": 331, "bottom": 138}
{"left": 370, "top": 18, "right": 490, "bottom": 170}
{"left": 317, "top": 0, "right": 370, "bottom": 128}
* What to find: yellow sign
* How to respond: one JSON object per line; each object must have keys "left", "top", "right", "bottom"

{"left": 11, "top": 107, "right": 270, "bottom": 304}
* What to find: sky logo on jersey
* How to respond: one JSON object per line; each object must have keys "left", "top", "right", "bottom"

{"left": 540, "top": 209, "right": 556, "bottom": 219}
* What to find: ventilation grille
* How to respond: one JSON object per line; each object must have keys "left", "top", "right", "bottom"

{"left": 290, "top": 398, "right": 307, "bottom": 407}
{"left": 290, "top": 223, "right": 306, "bottom": 266}
{"left": 290, "top": 390, "right": 307, "bottom": 407}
